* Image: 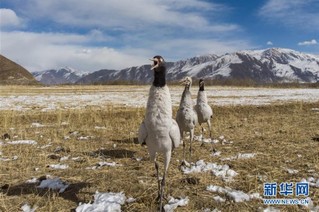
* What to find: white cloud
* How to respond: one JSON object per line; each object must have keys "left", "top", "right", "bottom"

{"left": 259, "top": 0, "right": 319, "bottom": 31}
{"left": 1, "top": 31, "right": 148, "bottom": 72}
{"left": 0, "top": 8, "right": 22, "bottom": 28}
{"left": 15, "top": 0, "right": 238, "bottom": 33}
{"left": 298, "top": 39, "right": 318, "bottom": 46}
{"left": 0, "top": 0, "right": 255, "bottom": 72}
{"left": 150, "top": 38, "right": 254, "bottom": 60}
{"left": 267, "top": 41, "right": 273, "bottom": 45}
{"left": 1, "top": 30, "right": 254, "bottom": 72}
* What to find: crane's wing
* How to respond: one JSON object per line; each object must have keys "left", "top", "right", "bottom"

{"left": 193, "top": 109, "right": 198, "bottom": 126}
{"left": 170, "top": 119, "right": 181, "bottom": 149}
{"left": 138, "top": 121, "right": 147, "bottom": 145}
{"left": 175, "top": 109, "right": 183, "bottom": 128}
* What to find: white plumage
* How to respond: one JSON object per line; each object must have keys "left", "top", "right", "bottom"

{"left": 138, "top": 55, "right": 180, "bottom": 211}
{"left": 176, "top": 76, "right": 198, "bottom": 161}
{"left": 195, "top": 79, "right": 213, "bottom": 145}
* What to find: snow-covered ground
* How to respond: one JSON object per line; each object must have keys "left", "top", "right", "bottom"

{"left": 0, "top": 86, "right": 318, "bottom": 111}
{"left": 2, "top": 134, "right": 318, "bottom": 211}
{"left": 1, "top": 86, "right": 318, "bottom": 211}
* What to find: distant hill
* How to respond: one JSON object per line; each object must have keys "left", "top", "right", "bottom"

{"left": 0, "top": 55, "right": 39, "bottom": 85}
{"left": 32, "top": 67, "right": 86, "bottom": 85}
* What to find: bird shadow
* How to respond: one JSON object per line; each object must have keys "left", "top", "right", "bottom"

{"left": 86, "top": 149, "right": 136, "bottom": 159}
{"left": 1, "top": 180, "right": 91, "bottom": 203}
{"left": 112, "top": 137, "right": 139, "bottom": 144}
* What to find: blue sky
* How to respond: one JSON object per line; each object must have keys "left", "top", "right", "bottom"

{"left": 1, "top": 0, "right": 318, "bottom": 72}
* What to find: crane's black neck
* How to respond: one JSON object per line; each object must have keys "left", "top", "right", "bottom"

{"left": 199, "top": 84, "right": 205, "bottom": 91}
{"left": 199, "top": 79, "right": 205, "bottom": 91}
{"left": 153, "top": 66, "right": 166, "bottom": 87}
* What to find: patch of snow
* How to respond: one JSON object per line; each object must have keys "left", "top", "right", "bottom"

{"left": 1, "top": 87, "right": 319, "bottom": 111}
{"left": 194, "top": 135, "right": 231, "bottom": 144}
{"left": 213, "top": 195, "right": 226, "bottom": 202}
{"left": 221, "top": 153, "right": 256, "bottom": 161}
{"left": 86, "top": 161, "right": 122, "bottom": 170}
{"left": 31, "top": 122, "right": 46, "bottom": 128}
{"left": 135, "top": 157, "right": 142, "bottom": 162}
{"left": 77, "top": 136, "right": 93, "bottom": 140}
{"left": 97, "top": 161, "right": 121, "bottom": 167}
{"left": 0, "top": 155, "right": 18, "bottom": 161}
{"left": 126, "top": 197, "right": 136, "bottom": 203}
{"left": 207, "top": 185, "right": 261, "bottom": 203}
{"left": 164, "top": 196, "right": 189, "bottom": 212}
{"left": 37, "top": 178, "right": 69, "bottom": 193}
{"left": 21, "top": 203, "right": 37, "bottom": 212}
{"left": 94, "top": 126, "right": 107, "bottom": 130}
{"left": 301, "top": 177, "right": 319, "bottom": 187}
{"left": 260, "top": 206, "right": 280, "bottom": 212}
{"left": 211, "top": 151, "right": 221, "bottom": 157}
{"left": 49, "top": 164, "right": 69, "bottom": 169}
{"left": 1, "top": 157, "right": 12, "bottom": 161}
{"left": 285, "top": 168, "right": 299, "bottom": 174}
{"left": 7, "top": 140, "right": 37, "bottom": 145}
{"left": 181, "top": 160, "right": 238, "bottom": 181}
{"left": 76, "top": 192, "right": 126, "bottom": 212}
{"left": 39, "top": 144, "right": 52, "bottom": 149}
{"left": 60, "top": 156, "right": 70, "bottom": 161}
{"left": 26, "top": 177, "right": 39, "bottom": 184}
{"left": 72, "top": 157, "right": 83, "bottom": 161}
{"left": 306, "top": 197, "right": 319, "bottom": 212}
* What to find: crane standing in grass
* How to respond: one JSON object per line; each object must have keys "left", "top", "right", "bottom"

{"left": 138, "top": 55, "right": 181, "bottom": 211}
{"left": 176, "top": 76, "right": 198, "bottom": 162}
{"left": 195, "top": 79, "right": 213, "bottom": 146}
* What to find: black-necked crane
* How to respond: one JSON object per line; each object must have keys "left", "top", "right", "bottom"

{"left": 195, "top": 79, "right": 213, "bottom": 146}
{"left": 176, "top": 76, "right": 198, "bottom": 162}
{"left": 138, "top": 55, "right": 181, "bottom": 211}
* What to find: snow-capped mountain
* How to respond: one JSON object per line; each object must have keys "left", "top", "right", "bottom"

{"left": 32, "top": 67, "right": 86, "bottom": 85}
{"left": 76, "top": 48, "right": 319, "bottom": 84}
{"left": 34, "top": 48, "right": 319, "bottom": 85}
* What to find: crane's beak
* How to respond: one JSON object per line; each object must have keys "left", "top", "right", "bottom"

{"left": 150, "top": 58, "right": 159, "bottom": 70}
{"left": 179, "top": 78, "right": 186, "bottom": 85}
{"left": 199, "top": 81, "right": 204, "bottom": 87}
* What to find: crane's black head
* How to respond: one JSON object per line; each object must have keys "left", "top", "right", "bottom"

{"left": 180, "top": 76, "right": 192, "bottom": 90}
{"left": 150, "top": 55, "right": 166, "bottom": 87}
{"left": 199, "top": 79, "right": 205, "bottom": 91}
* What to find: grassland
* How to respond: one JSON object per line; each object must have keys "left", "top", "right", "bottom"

{"left": 0, "top": 86, "right": 318, "bottom": 212}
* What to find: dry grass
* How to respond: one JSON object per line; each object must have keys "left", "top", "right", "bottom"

{"left": 0, "top": 88, "right": 318, "bottom": 212}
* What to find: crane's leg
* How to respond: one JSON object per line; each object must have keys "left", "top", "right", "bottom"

{"left": 189, "top": 129, "right": 194, "bottom": 160}
{"left": 159, "top": 151, "right": 171, "bottom": 212}
{"left": 207, "top": 119, "right": 212, "bottom": 150}
{"left": 200, "top": 124, "right": 205, "bottom": 147}
{"left": 155, "top": 161, "right": 161, "bottom": 201}
{"left": 159, "top": 172, "right": 166, "bottom": 212}
{"left": 181, "top": 131, "right": 186, "bottom": 163}
{"left": 150, "top": 151, "right": 162, "bottom": 204}
{"left": 183, "top": 141, "right": 186, "bottom": 161}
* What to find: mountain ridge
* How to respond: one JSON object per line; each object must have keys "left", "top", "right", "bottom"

{"left": 32, "top": 67, "right": 87, "bottom": 85}
{"left": 32, "top": 48, "right": 319, "bottom": 85}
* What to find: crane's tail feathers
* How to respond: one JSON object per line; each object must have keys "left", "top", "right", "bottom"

{"left": 138, "top": 121, "right": 147, "bottom": 145}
